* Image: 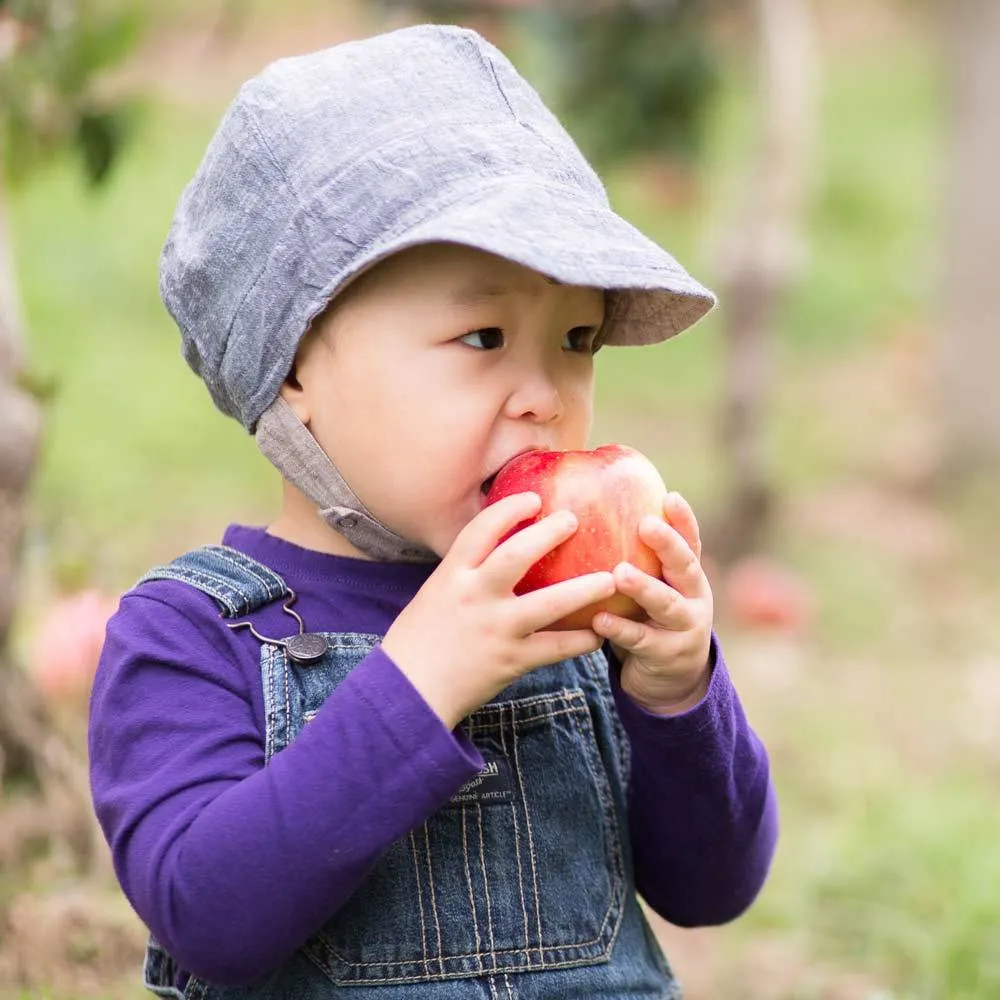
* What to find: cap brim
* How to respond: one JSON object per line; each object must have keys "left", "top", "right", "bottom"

{"left": 370, "top": 178, "right": 717, "bottom": 345}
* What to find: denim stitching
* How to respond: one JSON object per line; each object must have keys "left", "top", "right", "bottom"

{"left": 183, "top": 978, "right": 207, "bottom": 1000}
{"left": 408, "top": 829, "right": 429, "bottom": 969}
{"left": 476, "top": 803, "right": 497, "bottom": 972}
{"left": 422, "top": 823, "right": 445, "bottom": 976}
{"left": 460, "top": 804, "right": 484, "bottom": 974}
{"left": 262, "top": 647, "right": 276, "bottom": 763}
{"left": 327, "top": 938, "right": 616, "bottom": 967}
{"left": 175, "top": 567, "right": 241, "bottom": 607}
{"left": 316, "top": 949, "right": 623, "bottom": 986}
{"left": 176, "top": 568, "right": 241, "bottom": 610}
{"left": 283, "top": 647, "right": 291, "bottom": 751}
{"left": 269, "top": 646, "right": 280, "bottom": 761}
{"left": 206, "top": 546, "right": 286, "bottom": 602}
{"left": 567, "top": 706, "right": 626, "bottom": 949}
{"left": 138, "top": 566, "right": 241, "bottom": 616}
{"left": 466, "top": 703, "right": 584, "bottom": 732}
{"left": 510, "top": 701, "right": 544, "bottom": 965}
{"left": 570, "top": 706, "right": 618, "bottom": 872}
{"left": 497, "top": 711, "right": 532, "bottom": 956}
{"left": 463, "top": 688, "right": 584, "bottom": 724}
{"left": 165, "top": 555, "right": 254, "bottom": 597}
{"left": 325, "top": 634, "right": 383, "bottom": 648}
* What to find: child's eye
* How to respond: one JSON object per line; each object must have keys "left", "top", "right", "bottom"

{"left": 563, "top": 326, "right": 599, "bottom": 354}
{"left": 459, "top": 327, "right": 505, "bottom": 350}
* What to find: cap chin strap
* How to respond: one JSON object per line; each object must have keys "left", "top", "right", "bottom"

{"left": 255, "top": 396, "right": 438, "bottom": 563}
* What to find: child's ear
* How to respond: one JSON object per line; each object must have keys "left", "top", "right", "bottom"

{"left": 279, "top": 360, "right": 311, "bottom": 427}
{"left": 280, "top": 315, "right": 331, "bottom": 426}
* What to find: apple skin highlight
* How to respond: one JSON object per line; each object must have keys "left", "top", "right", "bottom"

{"left": 484, "top": 444, "right": 667, "bottom": 630}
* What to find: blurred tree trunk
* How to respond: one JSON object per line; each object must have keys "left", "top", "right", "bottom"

{"left": 0, "top": 166, "right": 45, "bottom": 782}
{"left": 0, "top": 2, "right": 141, "bottom": 878}
{"left": 939, "top": 0, "right": 1000, "bottom": 471}
{"left": 0, "top": 169, "right": 94, "bottom": 861}
{"left": 710, "top": 0, "right": 816, "bottom": 565}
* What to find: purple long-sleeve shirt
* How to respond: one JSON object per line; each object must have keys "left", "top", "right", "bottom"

{"left": 89, "top": 524, "right": 777, "bottom": 987}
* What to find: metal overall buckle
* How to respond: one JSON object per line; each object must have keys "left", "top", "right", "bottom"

{"left": 224, "top": 590, "right": 329, "bottom": 665}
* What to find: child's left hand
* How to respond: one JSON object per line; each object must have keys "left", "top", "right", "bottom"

{"left": 592, "top": 491, "right": 714, "bottom": 715}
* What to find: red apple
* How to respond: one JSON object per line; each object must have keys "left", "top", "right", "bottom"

{"left": 722, "top": 556, "right": 815, "bottom": 634}
{"left": 484, "top": 444, "right": 667, "bottom": 630}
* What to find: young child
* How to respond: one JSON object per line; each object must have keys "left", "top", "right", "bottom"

{"left": 89, "top": 23, "right": 778, "bottom": 1000}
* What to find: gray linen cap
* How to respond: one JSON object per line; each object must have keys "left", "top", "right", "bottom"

{"left": 160, "top": 23, "right": 716, "bottom": 434}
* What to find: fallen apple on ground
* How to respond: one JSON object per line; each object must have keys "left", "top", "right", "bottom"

{"left": 721, "top": 555, "right": 815, "bottom": 634}
{"left": 28, "top": 588, "right": 119, "bottom": 706}
{"left": 484, "top": 444, "right": 668, "bottom": 630}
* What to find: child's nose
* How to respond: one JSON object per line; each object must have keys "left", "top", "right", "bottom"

{"left": 505, "top": 371, "right": 565, "bottom": 424}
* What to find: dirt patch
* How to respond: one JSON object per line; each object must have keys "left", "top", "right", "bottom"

{"left": 653, "top": 917, "right": 890, "bottom": 1000}
{"left": 0, "top": 887, "right": 146, "bottom": 998}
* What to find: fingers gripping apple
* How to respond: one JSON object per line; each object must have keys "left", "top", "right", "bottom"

{"left": 485, "top": 445, "right": 667, "bottom": 630}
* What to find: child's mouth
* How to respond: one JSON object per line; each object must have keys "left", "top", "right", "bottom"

{"left": 479, "top": 448, "right": 544, "bottom": 503}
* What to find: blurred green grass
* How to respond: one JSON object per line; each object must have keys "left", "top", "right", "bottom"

{"left": 9, "top": 14, "right": 1000, "bottom": 1000}
{"left": 13, "top": 102, "right": 273, "bottom": 582}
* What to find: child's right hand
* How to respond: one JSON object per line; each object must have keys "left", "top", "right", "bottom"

{"left": 381, "top": 492, "right": 616, "bottom": 729}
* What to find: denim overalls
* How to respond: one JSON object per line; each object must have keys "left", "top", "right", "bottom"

{"left": 140, "top": 545, "right": 680, "bottom": 999}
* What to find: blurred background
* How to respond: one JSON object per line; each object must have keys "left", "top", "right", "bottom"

{"left": 1, "top": 0, "right": 998, "bottom": 996}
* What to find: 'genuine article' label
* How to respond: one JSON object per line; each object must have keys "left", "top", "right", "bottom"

{"left": 449, "top": 753, "right": 515, "bottom": 807}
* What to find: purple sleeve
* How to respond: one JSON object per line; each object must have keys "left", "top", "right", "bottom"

{"left": 89, "top": 597, "right": 483, "bottom": 986}
{"left": 610, "top": 636, "right": 778, "bottom": 926}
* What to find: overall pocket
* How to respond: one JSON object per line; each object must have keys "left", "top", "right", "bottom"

{"left": 303, "top": 686, "right": 626, "bottom": 986}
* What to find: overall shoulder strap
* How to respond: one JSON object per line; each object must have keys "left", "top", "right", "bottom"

{"left": 136, "top": 544, "right": 289, "bottom": 618}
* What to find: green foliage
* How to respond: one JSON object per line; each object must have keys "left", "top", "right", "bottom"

{"left": 0, "top": 0, "right": 143, "bottom": 186}
{"left": 523, "top": 2, "right": 719, "bottom": 169}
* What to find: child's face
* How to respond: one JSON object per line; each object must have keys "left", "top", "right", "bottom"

{"left": 283, "top": 243, "right": 605, "bottom": 557}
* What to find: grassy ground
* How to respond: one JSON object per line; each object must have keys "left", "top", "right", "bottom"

{"left": 6, "top": 3, "right": 1000, "bottom": 998}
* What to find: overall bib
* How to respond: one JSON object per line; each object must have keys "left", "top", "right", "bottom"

{"left": 139, "top": 545, "right": 680, "bottom": 999}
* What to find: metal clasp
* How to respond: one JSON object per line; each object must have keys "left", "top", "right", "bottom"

{"left": 225, "top": 589, "right": 329, "bottom": 665}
